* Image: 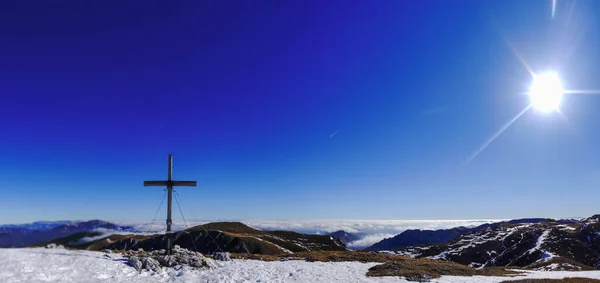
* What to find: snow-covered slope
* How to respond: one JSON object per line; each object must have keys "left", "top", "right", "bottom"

{"left": 395, "top": 216, "right": 600, "bottom": 269}
{"left": 3, "top": 248, "right": 600, "bottom": 282}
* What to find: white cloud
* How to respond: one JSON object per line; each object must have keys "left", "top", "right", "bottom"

{"left": 246, "top": 219, "right": 502, "bottom": 236}
{"left": 116, "top": 219, "right": 503, "bottom": 248}
{"left": 74, "top": 228, "right": 156, "bottom": 244}
{"left": 346, "top": 233, "right": 396, "bottom": 249}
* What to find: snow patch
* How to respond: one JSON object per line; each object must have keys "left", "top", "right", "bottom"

{"left": 528, "top": 230, "right": 550, "bottom": 255}
{"left": 556, "top": 225, "right": 576, "bottom": 231}
{"left": 251, "top": 236, "right": 294, "bottom": 254}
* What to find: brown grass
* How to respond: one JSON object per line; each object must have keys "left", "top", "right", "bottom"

{"left": 187, "top": 222, "right": 260, "bottom": 234}
{"left": 84, "top": 234, "right": 151, "bottom": 250}
{"left": 501, "top": 279, "right": 600, "bottom": 283}
{"left": 230, "top": 253, "right": 281, "bottom": 261}
{"left": 525, "top": 257, "right": 596, "bottom": 271}
{"left": 367, "top": 260, "right": 518, "bottom": 281}
{"left": 230, "top": 251, "right": 408, "bottom": 262}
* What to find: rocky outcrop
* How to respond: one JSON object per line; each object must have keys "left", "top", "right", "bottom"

{"left": 125, "top": 246, "right": 217, "bottom": 272}
{"left": 45, "top": 243, "right": 65, "bottom": 249}
{"left": 213, "top": 252, "right": 231, "bottom": 261}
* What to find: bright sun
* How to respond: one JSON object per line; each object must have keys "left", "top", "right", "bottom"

{"left": 529, "top": 71, "right": 564, "bottom": 113}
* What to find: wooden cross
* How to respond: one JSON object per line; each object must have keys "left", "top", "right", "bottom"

{"left": 144, "top": 154, "right": 197, "bottom": 255}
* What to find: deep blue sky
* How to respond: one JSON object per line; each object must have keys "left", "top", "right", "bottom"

{"left": 2, "top": 0, "right": 600, "bottom": 223}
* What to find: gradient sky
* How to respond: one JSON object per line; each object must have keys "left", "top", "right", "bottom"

{"left": 2, "top": 0, "right": 600, "bottom": 224}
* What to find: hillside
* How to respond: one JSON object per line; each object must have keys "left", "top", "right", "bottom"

{"left": 365, "top": 218, "right": 578, "bottom": 252}
{"left": 392, "top": 215, "right": 600, "bottom": 270}
{"left": 52, "top": 222, "right": 348, "bottom": 255}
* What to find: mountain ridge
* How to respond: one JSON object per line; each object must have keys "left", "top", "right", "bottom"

{"left": 46, "top": 221, "right": 349, "bottom": 255}
{"left": 328, "top": 230, "right": 361, "bottom": 246}
{"left": 365, "top": 218, "right": 579, "bottom": 252}
{"left": 388, "top": 216, "right": 600, "bottom": 270}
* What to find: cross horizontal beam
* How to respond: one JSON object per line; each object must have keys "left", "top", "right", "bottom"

{"left": 144, "top": 180, "right": 197, "bottom": 187}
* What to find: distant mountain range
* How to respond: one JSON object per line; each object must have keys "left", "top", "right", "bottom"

{"left": 0, "top": 220, "right": 133, "bottom": 248}
{"left": 0, "top": 221, "right": 74, "bottom": 231}
{"left": 46, "top": 222, "right": 347, "bottom": 255}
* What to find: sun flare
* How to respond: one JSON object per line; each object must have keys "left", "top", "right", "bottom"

{"left": 529, "top": 71, "right": 564, "bottom": 113}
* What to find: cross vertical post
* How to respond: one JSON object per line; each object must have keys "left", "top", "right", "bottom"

{"left": 166, "top": 154, "right": 173, "bottom": 255}
{"left": 144, "top": 154, "right": 197, "bottom": 255}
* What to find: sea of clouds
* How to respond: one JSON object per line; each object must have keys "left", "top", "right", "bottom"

{"left": 119, "top": 219, "right": 503, "bottom": 249}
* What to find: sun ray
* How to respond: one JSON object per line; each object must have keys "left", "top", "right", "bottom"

{"left": 555, "top": 108, "right": 569, "bottom": 123}
{"left": 504, "top": 39, "right": 536, "bottom": 79}
{"left": 564, "top": 89, "right": 600, "bottom": 95}
{"left": 464, "top": 104, "right": 532, "bottom": 164}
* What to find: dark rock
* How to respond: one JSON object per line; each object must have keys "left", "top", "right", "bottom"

{"left": 213, "top": 252, "right": 231, "bottom": 261}
{"left": 127, "top": 256, "right": 143, "bottom": 272}
{"left": 45, "top": 243, "right": 64, "bottom": 249}
{"left": 125, "top": 247, "right": 217, "bottom": 271}
{"left": 141, "top": 257, "right": 162, "bottom": 273}
{"left": 157, "top": 255, "right": 177, "bottom": 267}
{"left": 411, "top": 274, "right": 434, "bottom": 282}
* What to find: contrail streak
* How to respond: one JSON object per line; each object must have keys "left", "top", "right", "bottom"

{"left": 552, "top": 0, "right": 557, "bottom": 19}
{"left": 329, "top": 131, "right": 339, "bottom": 138}
{"left": 464, "top": 105, "right": 532, "bottom": 164}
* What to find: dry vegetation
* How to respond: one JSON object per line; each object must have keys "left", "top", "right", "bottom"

{"left": 525, "top": 257, "right": 596, "bottom": 271}
{"left": 367, "top": 260, "right": 518, "bottom": 281}
{"left": 230, "top": 251, "right": 408, "bottom": 262}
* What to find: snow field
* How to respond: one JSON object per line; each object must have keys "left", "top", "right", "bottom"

{"left": 2, "top": 248, "right": 600, "bottom": 283}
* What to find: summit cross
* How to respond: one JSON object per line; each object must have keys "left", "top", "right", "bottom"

{"left": 143, "top": 154, "right": 197, "bottom": 255}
